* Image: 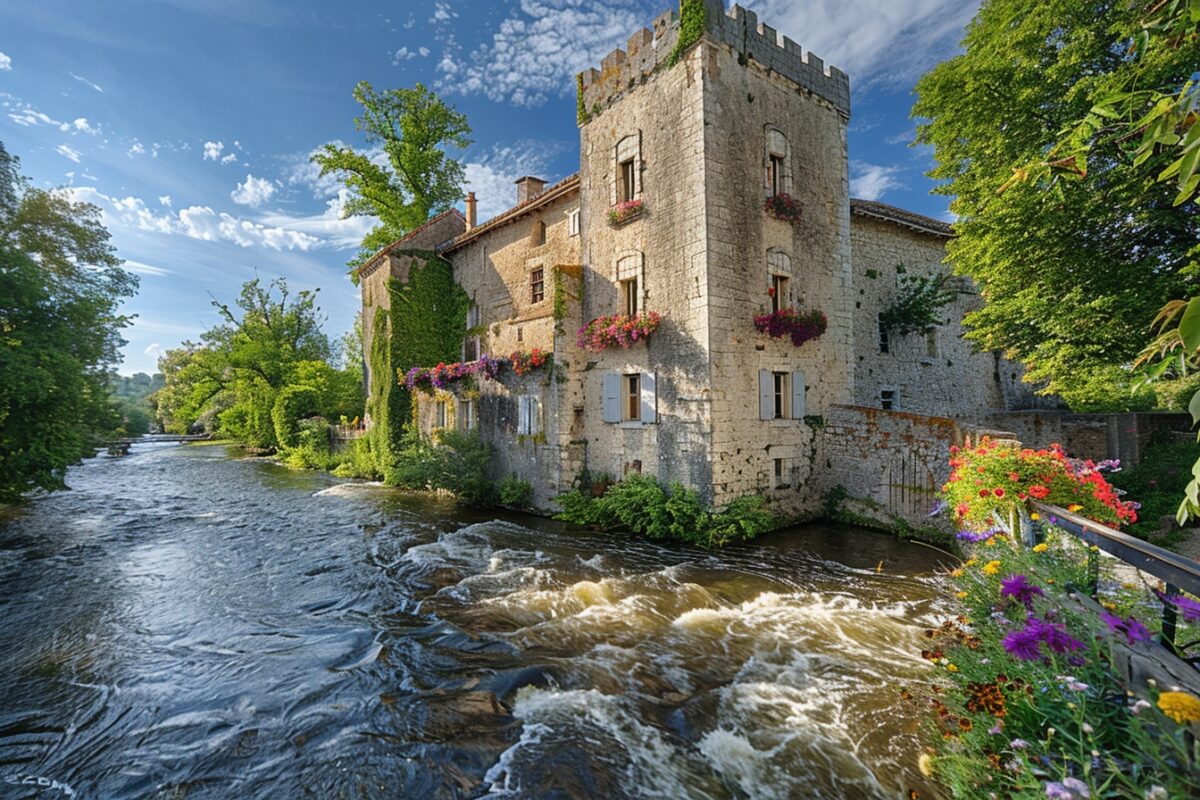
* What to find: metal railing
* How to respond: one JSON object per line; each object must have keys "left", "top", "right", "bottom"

{"left": 1027, "top": 501, "right": 1200, "bottom": 658}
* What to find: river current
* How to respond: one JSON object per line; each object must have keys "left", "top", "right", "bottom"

{"left": 0, "top": 441, "right": 951, "bottom": 799}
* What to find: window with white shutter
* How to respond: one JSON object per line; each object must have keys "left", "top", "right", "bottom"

{"left": 602, "top": 373, "right": 621, "bottom": 423}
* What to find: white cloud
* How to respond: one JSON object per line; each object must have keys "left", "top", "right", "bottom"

{"left": 419, "top": 47, "right": 430, "bottom": 57}
{"left": 744, "top": 0, "right": 979, "bottom": 89}
{"left": 0, "top": 52, "right": 11, "bottom": 71}
{"left": 144, "top": 343, "right": 161, "bottom": 357}
{"left": 70, "top": 72, "right": 103, "bottom": 92}
{"left": 849, "top": 161, "right": 904, "bottom": 200}
{"left": 202, "top": 140, "right": 224, "bottom": 160}
{"left": 441, "top": 0, "right": 649, "bottom": 108}
{"left": 230, "top": 173, "right": 276, "bottom": 207}
{"left": 393, "top": 47, "right": 418, "bottom": 63}
{"left": 125, "top": 259, "right": 171, "bottom": 277}
{"left": 58, "top": 117, "right": 99, "bottom": 135}
{"left": 258, "top": 189, "right": 378, "bottom": 250}
{"left": 8, "top": 106, "right": 59, "bottom": 127}
{"left": 886, "top": 128, "right": 917, "bottom": 146}
{"left": 128, "top": 141, "right": 146, "bottom": 156}
{"left": 221, "top": 152, "right": 237, "bottom": 164}
{"left": 55, "top": 143, "right": 82, "bottom": 163}
{"left": 158, "top": 194, "right": 172, "bottom": 207}
{"left": 430, "top": 2, "right": 456, "bottom": 22}
{"left": 463, "top": 140, "right": 568, "bottom": 220}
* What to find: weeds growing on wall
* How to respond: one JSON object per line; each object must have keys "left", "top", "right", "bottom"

{"left": 668, "top": 0, "right": 707, "bottom": 66}
{"left": 555, "top": 474, "right": 776, "bottom": 548}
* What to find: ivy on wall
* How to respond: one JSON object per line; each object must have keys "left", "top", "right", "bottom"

{"left": 367, "top": 251, "right": 470, "bottom": 474}
{"left": 668, "top": 0, "right": 707, "bottom": 67}
{"left": 576, "top": 74, "right": 590, "bottom": 125}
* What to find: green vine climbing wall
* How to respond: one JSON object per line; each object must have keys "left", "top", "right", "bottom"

{"left": 668, "top": 0, "right": 706, "bottom": 67}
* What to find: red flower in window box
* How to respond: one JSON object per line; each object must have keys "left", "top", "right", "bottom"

{"left": 753, "top": 307, "right": 827, "bottom": 348}
{"left": 607, "top": 199, "right": 644, "bottom": 226}
{"left": 765, "top": 193, "right": 802, "bottom": 226}
{"left": 577, "top": 311, "right": 662, "bottom": 352}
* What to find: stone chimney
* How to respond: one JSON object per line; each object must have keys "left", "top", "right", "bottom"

{"left": 464, "top": 191, "right": 477, "bottom": 230}
{"left": 515, "top": 176, "right": 546, "bottom": 205}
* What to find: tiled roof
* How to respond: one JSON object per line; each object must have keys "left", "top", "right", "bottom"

{"left": 850, "top": 199, "right": 954, "bottom": 238}
{"left": 441, "top": 173, "right": 580, "bottom": 253}
{"left": 355, "top": 208, "right": 466, "bottom": 278}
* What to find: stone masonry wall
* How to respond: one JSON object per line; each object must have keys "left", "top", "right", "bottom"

{"left": 701, "top": 38, "right": 854, "bottom": 517}
{"left": 576, "top": 30, "right": 714, "bottom": 496}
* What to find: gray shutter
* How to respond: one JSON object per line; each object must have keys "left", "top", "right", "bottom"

{"left": 634, "top": 130, "right": 643, "bottom": 198}
{"left": 532, "top": 397, "right": 542, "bottom": 434}
{"left": 517, "top": 396, "right": 529, "bottom": 435}
{"left": 640, "top": 372, "right": 657, "bottom": 424}
{"left": 759, "top": 369, "right": 772, "bottom": 420}
{"left": 602, "top": 373, "right": 621, "bottom": 423}
{"left": 792, "top": 371, "right": 806, "bottom": 419}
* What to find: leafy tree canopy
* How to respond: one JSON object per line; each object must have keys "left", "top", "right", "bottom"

{"left": 913, "top": 0, "right": 1199, "bottom": 411}
{"left": 313, "top": 82, "right": 472, "bottom": 271}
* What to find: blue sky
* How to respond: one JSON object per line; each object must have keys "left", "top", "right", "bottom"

{"left": 0, "top": 0, "right": 979, "bottom": 375}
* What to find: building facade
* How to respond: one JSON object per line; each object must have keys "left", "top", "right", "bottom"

{"left": 359, "top": 0, "right": 1043, "bottom": 518}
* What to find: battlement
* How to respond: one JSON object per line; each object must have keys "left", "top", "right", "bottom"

{"left": 578, "top": 0, "right": 850, "bottom": 124}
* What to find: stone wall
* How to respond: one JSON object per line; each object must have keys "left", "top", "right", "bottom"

{"left": 989, "top": 411, "right": 1194, "bottom": 466}
{"left": 575, "top": 30, "right": 716, "bottom": 496}
{"left": 700, "top": 37, "right": 854, "bottom": 516}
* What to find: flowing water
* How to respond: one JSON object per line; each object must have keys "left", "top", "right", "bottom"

{"left": 0, "top": 442, "right": 952, "bottom": 799}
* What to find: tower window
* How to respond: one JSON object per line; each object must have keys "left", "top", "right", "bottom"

{"left": 530, "top": 268, "right": 545, "bottom": 304}
{"left": 772, "top": 371, "right": 790, "bottom": 419}
{"left": 619, "top": 158, "right": 636, "bottom": 203}
{"left": 621, "top": 277, "right": 639, "bottom": 316}
{"left": 770, "top": 274, "right": 789, "bottom": 313}
{"left": 769, "top": 154, "right": 786, "bottom": 197}
{"left": 624, "top": 373, "right": 641, "bottom": 421}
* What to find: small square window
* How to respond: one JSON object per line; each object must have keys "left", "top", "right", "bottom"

{"left": 619, "top": 158, "right": 636, "bottom": 203}
{"left": 530, "top": 268, "right": 545, "bottom": 304}
{"left": 770, "top": 274, "right": 789, "bottom": 313}
{"left": 772, "top": 371, "right": 790, "bottom": 420}
{"left": 624, "top": 373, "right": 641, "bottom": 421}
{"left": 880, "top": 389, "right": 898, "bottom": 411}
{"left": 621, "top": 277, "right": 639, "bottom": 316}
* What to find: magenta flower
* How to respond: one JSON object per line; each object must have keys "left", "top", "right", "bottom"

{"left": 1168, "top": 594, "right": 1200, "bottom": 623}
{"left": 1099, "top": 610, "right": 1151, "bottom": 644}
{"left": 1003, "top": 617, "right": 1084, "bottom": 661}
{"left": 1000, "top": 573, "right": 1044, "bottom": 609}
{"left": 1002, "top": 626, "right": 1044, "bottom": 661}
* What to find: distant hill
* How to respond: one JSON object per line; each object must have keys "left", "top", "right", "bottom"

{"left": 110, "top": 372, "right": 165, "bottom": 435}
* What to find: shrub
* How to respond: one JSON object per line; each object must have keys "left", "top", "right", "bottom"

{"left": 1108, "top": 432, "right": 1200, "bottom": 543}
{"left": 272, "top": 384, "right": 321, "bottom": 449}
{"left": 555, "top": 475, "right": 777, "bottom": 548}
{"left": 427, "top": 429, "right": 496, "bottom": 506}
{"left": 330, "top": 437, "right": 379, "bottom": 479}
{"left": 498, "top": 476, "right": 534, "bottom": 509}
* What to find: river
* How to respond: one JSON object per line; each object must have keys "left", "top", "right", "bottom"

{"left": 0, "top": 441, "right": 951, "bottom": 799}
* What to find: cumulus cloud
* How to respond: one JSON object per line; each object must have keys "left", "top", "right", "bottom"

{"left": 55, "top": 143, "right": 82, "bottom": 163}
{"left": 221, "top": 152, "right": 237, "bottom": 164}
{"left": 202, "top": 140, "right": 224, "bottom": 160}
{"left": 440, "top": 0, "right": 651, "bottom": 108}
{"left": 849, "top": 161, "right": 904, "bottom": 201}
{"left": 158, "top": 195, "right": 172, "bottom": 207}
{"left": 0, "top": 52, "right": 11, "bottom": 71}
{"left": 230, "top": 173, "right": 276, "bottom": 207}
{"left": 128, "top": 141, "right": 146, "bottom": 156}
{"left": 70, "top": 72, "right": 103, "bottom": 92}
{"left": 430, "top": 2, "right": 456, "bottom": 23}
{"left": 744, "top": 0, "right": 979, "bottom": 89}
{"left": 463, "top": 140, "right": 570, "bottom": 219}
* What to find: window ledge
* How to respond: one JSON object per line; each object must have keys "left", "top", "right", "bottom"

{"left": 619, "top": 421, "right": 645, "bottom": 429}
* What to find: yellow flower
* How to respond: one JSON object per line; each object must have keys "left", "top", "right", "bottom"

{"left": 946, "top": 664, "right": 958, "bottom": 673}
{"left": 1030, "top": 512, "right": 1040, "bottom": 521}
{"left": 1157, "top": 692, "right": 1200, "bottom": 724}
{"left": 982, "top": 560, "right": 1001, "bottom": 576}
{"left": 918, "top": 753, "right": 934, "bottom": 778}
{"left": 956, "top": 591, "right": 969, "bottom": 599}
{"left": 1032, "top": 543, "right": 1048, "bottom": 553}
{"left": 1068, "top": 504, "right": 1083, "bottom": 512}
{"left": 964, "top": 557, "right": 978, "bottom": 567}
{"left": 950, "top": 569, "right": 963, "bottom": 578}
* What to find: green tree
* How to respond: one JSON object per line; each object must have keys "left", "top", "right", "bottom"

{"left": 913, "top": 0, "right": 1199, "bottom": 410}
{"left": 313, "top": 82, "right": 472, "bottom": 271}
{"left": 0, "top": 142, "right": 136, "bottom": 501}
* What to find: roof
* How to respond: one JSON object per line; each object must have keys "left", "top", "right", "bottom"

{"left": 442, "top": 173, "right": 580, "bottom": 253}
{"left": 355, "top": 208, "right": 466, "bottom": 278}
{"left": 850, "top": 199, "right": 954, "bottom": 238}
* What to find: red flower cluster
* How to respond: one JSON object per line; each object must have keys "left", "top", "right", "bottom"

{"left": 764, "top": 193, "right": 802, "bottom": 226}
{"left": 577, "top": 311, "right": 662, "bottom": 352}
{"left": 510, "top": 348, "right": 551, "bottom": 377}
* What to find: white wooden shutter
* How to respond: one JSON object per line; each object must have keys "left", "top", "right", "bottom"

{"left": 759, "top": 369, "right": 773, "bottom": 420}
{"left": 517, "top": 396, "right": 530, "bottom": 435}
{"left": 602, "top": 373, "right": 621, "bottom": 423}
{"left": 531, "top": 397, "right": 542, "bottom": 434}
{"left": 791, "top": 371, "right": 806, "bottom": 419}
{"left": 640, "top": 372, "right": 657, "bottom": 424}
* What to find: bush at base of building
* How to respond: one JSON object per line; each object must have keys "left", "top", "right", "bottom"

{"left": 554, "top": 474, "right": 776, "bottom": 548}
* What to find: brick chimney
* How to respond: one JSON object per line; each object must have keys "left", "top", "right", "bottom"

{"left": 464, "top": 191, "right": 477, "bottom": 230}
{"left": 515, "top": 176, "right": 546, "bottom": 205}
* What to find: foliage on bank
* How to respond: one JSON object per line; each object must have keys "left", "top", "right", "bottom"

{"left": 555, "top": 474, "right": 776, "bottom": 548}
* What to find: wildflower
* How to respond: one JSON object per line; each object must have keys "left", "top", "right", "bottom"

{"left": 989, "top": 723, "right": 1003, "bottom": 734}
{"left": 1081, "top": 723, "right": 1093, "bottom": 734}
{"left": 1067, "top": 504, "right": 1083, "bottom": 512}
{"left": 979, "top": 488, "right": 991, "bottom": 498}
{"left": 1145, "top": 786, "right": 1168, "bottom": 800}
{"left": 1000, "top": 574, "right": 1044, "bottom": 609}
{"left": 956, "top": 591, "right": 969, "bottom": 599}
{"left": 1130, "top": 699, "right": 1151, "bottom": 714}
{"left": 1028, "top": 485, "right": 1050, "bottom": 500}
{"left": 917, "top": 753, "right": 934, "bottom": 777}
{"left": 994, "top": 487, "right": 1006, "bottom": 499}
{"left": 1002, "top": 626, "right": 1043, "bottom": 661}
{"left": 1157, "top": 691, "right": 1200, "bottom": 724}
{"left": 1008, "top": 472, "right": 1020, "bottom": 482}
{"left": 1009, "top": 738, "right": 1029, "bottom": 749}
{"left": 1030, "top": 512, "right": 1041, "bottom": 520}
{"left": 957, "top": 716, "right": 971, "bottom": 730}
{"left": 1055, "top": 675, "right": 1089, "bottom": 692}
{"left": 947, "top": 664, "right": 958, "bottom": 673}
{"left": 1167, "top": 594, "right": 1200, "bottom": 623}
{"left": 1032, "top": 543, "right": 1048, "bottom": 553}
{"left": 1099, "top": 610, "right": 1151, "bottom": 644}
{"left": 982, "top": 560, "right": 1001, "bottom": 576}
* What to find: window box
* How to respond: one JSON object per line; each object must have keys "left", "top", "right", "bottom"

{"left": 509, "top": 347, "right": 552, "bottom": 377}
{"left": 753, "top": 307, "right": 827, "bottom": 348}
{"left": 403, "top": 354, "right": 503, "bottom": 393}
{"left": 764, "top": 193, "right": 802, "bottom": 226}
{"left": 577, "top": 311, "right": 662, "bottom": 353}
{"left": 607, "top": 199, "right": 644, "bottom": 226}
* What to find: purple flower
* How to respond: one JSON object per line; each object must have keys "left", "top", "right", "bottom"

{"left": 1045, "top": 778, "right": 1090, "bottom": 799}
{"left": 1003, "top": 626, "right": 1044, "bottom": 661}
{"left": 1168, "top": 594, "right": 1200, "bottom": 623}
{"left": 1030, "top": 618, "right": 1085, "bottom": 655}
{"left": 1000, "top": 574, "right": 1044, "bottom": 609}
{"left": 1009, "top": 738, "right": 1029, "bottom": 749}
{"left": 1099, "top": 610, "right": 1152, "bottom": 644}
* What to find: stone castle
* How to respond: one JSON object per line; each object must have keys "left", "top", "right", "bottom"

{"left": 358, "top": 0, "right": 1044, "bottom": 524}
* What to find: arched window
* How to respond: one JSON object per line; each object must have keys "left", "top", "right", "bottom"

{"left": 765, "top": 127, "right": 792, "bottom": 197}
{"left": 616, "top": 251, "right": 643, "bottom": 316}
{"left": 613, "top": 133, "right": 642, "bottom": 205}
{"left": 531, "top": 219, "right": 546, "bottom": 246}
